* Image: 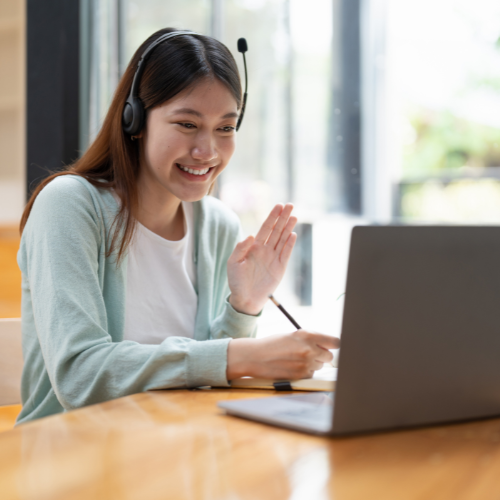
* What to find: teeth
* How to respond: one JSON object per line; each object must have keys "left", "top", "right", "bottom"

{"left": 177, "top": 163, "right": 210, "bottom": 175}
{"left": 177, "top": 164, "right": 210, "bottom": 175}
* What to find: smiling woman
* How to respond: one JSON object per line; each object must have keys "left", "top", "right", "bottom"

{"left": 16, "top": 28, "right": 338, "bottom": 425}
{"left": 136, "top": 78, "right": 239, "bottom": 231}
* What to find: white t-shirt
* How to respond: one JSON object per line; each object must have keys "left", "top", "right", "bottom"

{"left": 123, "top": 201, "right": 198, "bottom": 344}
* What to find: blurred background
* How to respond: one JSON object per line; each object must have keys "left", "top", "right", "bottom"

{"left": 1, "top": 0, "right": 500, "bottom": 336}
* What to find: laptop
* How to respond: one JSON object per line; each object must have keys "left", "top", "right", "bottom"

{"left": 218, "top": 226, "right": 500, "bottom": 435}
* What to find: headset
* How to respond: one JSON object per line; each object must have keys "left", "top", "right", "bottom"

{"left": 122, "top": 30, "right": 249, "bottom": 137}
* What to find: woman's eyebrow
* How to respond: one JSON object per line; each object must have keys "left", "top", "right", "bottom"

{"left": 171, "top": 108, "right": 238, "bottom": 119}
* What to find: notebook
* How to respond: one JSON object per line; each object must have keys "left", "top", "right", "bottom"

{"left": 228, "top": 364, "right": 337, "bottom": 392}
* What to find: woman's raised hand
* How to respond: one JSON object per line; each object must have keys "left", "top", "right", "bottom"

{"left": 227, "top": 203, "right": 297, "bottom": 316}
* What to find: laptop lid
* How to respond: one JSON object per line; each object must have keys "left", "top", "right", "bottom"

{"left": 332, "top": 226, "right": 500, "bottom": 435}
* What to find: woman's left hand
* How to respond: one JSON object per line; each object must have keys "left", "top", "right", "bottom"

{"left": 227, "top": 203, "right": 297, "bottom": 315}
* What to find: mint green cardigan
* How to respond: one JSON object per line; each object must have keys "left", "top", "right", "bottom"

{"left": 16, "top": 175, "right": 258, "bottom": 424}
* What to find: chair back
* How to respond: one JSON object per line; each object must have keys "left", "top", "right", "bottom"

{"left": 0, "top": 318, "right": 23, "bottom": 406}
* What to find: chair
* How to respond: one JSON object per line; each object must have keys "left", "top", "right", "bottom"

{"left": 0, "top": 318, "right": 23, "bottom": 431}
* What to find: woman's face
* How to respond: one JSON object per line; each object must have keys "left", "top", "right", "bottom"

{"left": 139, "top": 78, "right": 239, "bottom": 202}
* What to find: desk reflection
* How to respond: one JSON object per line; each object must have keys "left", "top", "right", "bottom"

{"left": 12, "top": 391, "right": 318, "bottom": 500}
{"left": 3, "top": 390, "right": 500, "bottom": 500}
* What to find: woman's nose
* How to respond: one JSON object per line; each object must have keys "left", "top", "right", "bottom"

{"left": 191, "top": 133, "right": 218, "bottom": 162}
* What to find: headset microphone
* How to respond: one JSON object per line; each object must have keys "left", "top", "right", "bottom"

{"left": 236, "top": 38, "right": 248, "bottom": 132}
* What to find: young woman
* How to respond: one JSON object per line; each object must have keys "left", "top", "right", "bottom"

{"left": 16, "top": 28, "right": 338, "bottom": 424}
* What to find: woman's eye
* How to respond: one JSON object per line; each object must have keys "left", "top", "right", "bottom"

{"left": 176, "top": 123, "right": 234, "bottom": 132}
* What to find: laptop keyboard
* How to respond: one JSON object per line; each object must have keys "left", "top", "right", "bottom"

{"left": 275, "top": 404, "right": 332, "bottom": 424}
{"left": 219, "top": 392, "right": 335, "bottom": 433}
{"left": 269, "top": 393, "right": 334, "bottom": 428}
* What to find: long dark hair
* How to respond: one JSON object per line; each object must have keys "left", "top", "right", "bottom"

{"left": 20, "top": 28, "right": 242, "bottom": 261}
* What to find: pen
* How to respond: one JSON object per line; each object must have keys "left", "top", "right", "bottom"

{"left": 268, "top": 295, "right": 302, "bottom": 330}
{"left": 267, "top": 295, "right": 301, "bottom": 391}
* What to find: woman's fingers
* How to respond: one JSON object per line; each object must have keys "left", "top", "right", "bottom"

{"left": 254, "top": 204, "right": 283, "bottom": 244}
{"left": 275, "top": 215, "right": 297, "bottom": 256}
{"left": 229, "top": 235, "right": 254, "bottom": 263}
{"left": 266, "top": 203, "right": 294, "bottom": 250}
{"left": 279, "top": 232, "right": 297, "bottom": 265}
{"left": 310, "top": 333, "right": 341, "bottom": 350}
{"left": 314, "top": 346, "right": 334, "bottom": 364}
{"left": 311, "top": 360, "right": 324, "bottom": 372}
{"left": 294, "top": 330, "right": 341, "bottom": 352}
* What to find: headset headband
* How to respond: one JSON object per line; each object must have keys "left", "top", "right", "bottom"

{"left": 122, "top": 30, "right": 248, "bottom": 136}
{"left": 127, "top": 30, "right": 200, "bottom": 101}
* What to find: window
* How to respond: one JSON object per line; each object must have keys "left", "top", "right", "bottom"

{"left": 84, "top": 0, "right": 346, "bottom": 336}
{"left": 385, "top": 0, "right": 500, "bottom": 223}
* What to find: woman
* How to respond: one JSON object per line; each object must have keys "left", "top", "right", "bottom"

{"left": 17, "top": 28, "right": 338, "bottom": 424}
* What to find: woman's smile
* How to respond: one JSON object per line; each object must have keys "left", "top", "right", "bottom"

{"left": 175, "top": 162, "right": 216, "bottom": 180}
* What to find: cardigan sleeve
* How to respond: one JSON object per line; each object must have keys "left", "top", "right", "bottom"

{"left": 205, "top": 204, "right": 261, "bottom": 341}
{"left": 20, "top": 177, "right": 232, "bottom": 412}
{"left": 210, "top": 295, "right": 261, "bottom": 339}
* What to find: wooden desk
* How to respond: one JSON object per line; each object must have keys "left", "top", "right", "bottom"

{"left": 0, "top": 225, "right": 21, "bottom": 319}
{"left": 1, "top": 389, "right": 500, "bottom": 500}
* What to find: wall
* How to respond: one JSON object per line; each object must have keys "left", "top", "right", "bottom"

{"left": 0, "top": 0, "right": 25, "bottom": 225}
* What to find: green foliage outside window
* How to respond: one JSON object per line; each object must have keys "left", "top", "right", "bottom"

{"left": 402, "top": 108, "right": 500, "bottom": 178}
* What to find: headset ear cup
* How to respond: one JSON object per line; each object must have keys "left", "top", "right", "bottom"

{"left": 122, "top": 97, "right": 145, "bottom": 136}
{"left": 122, "top": 102, "right": 134, "bottom": 130}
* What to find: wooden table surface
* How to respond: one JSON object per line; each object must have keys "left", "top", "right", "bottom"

{"left": 2, "top": 388, "right": 500, "bottom": 500}
{"left": 0, "top": 225, "right": 21, "bottom": 319}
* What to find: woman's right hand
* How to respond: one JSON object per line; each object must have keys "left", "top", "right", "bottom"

{"left": 226, "top": 331, "right": 340, "bottom": 381}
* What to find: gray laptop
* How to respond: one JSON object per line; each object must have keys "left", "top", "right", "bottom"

{"left": 218, "top": 226, "right": 500, "bottom": 435}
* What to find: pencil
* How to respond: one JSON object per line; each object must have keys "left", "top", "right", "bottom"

{"left": 268, "top": 295, "right": 302, "bottom": 330}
